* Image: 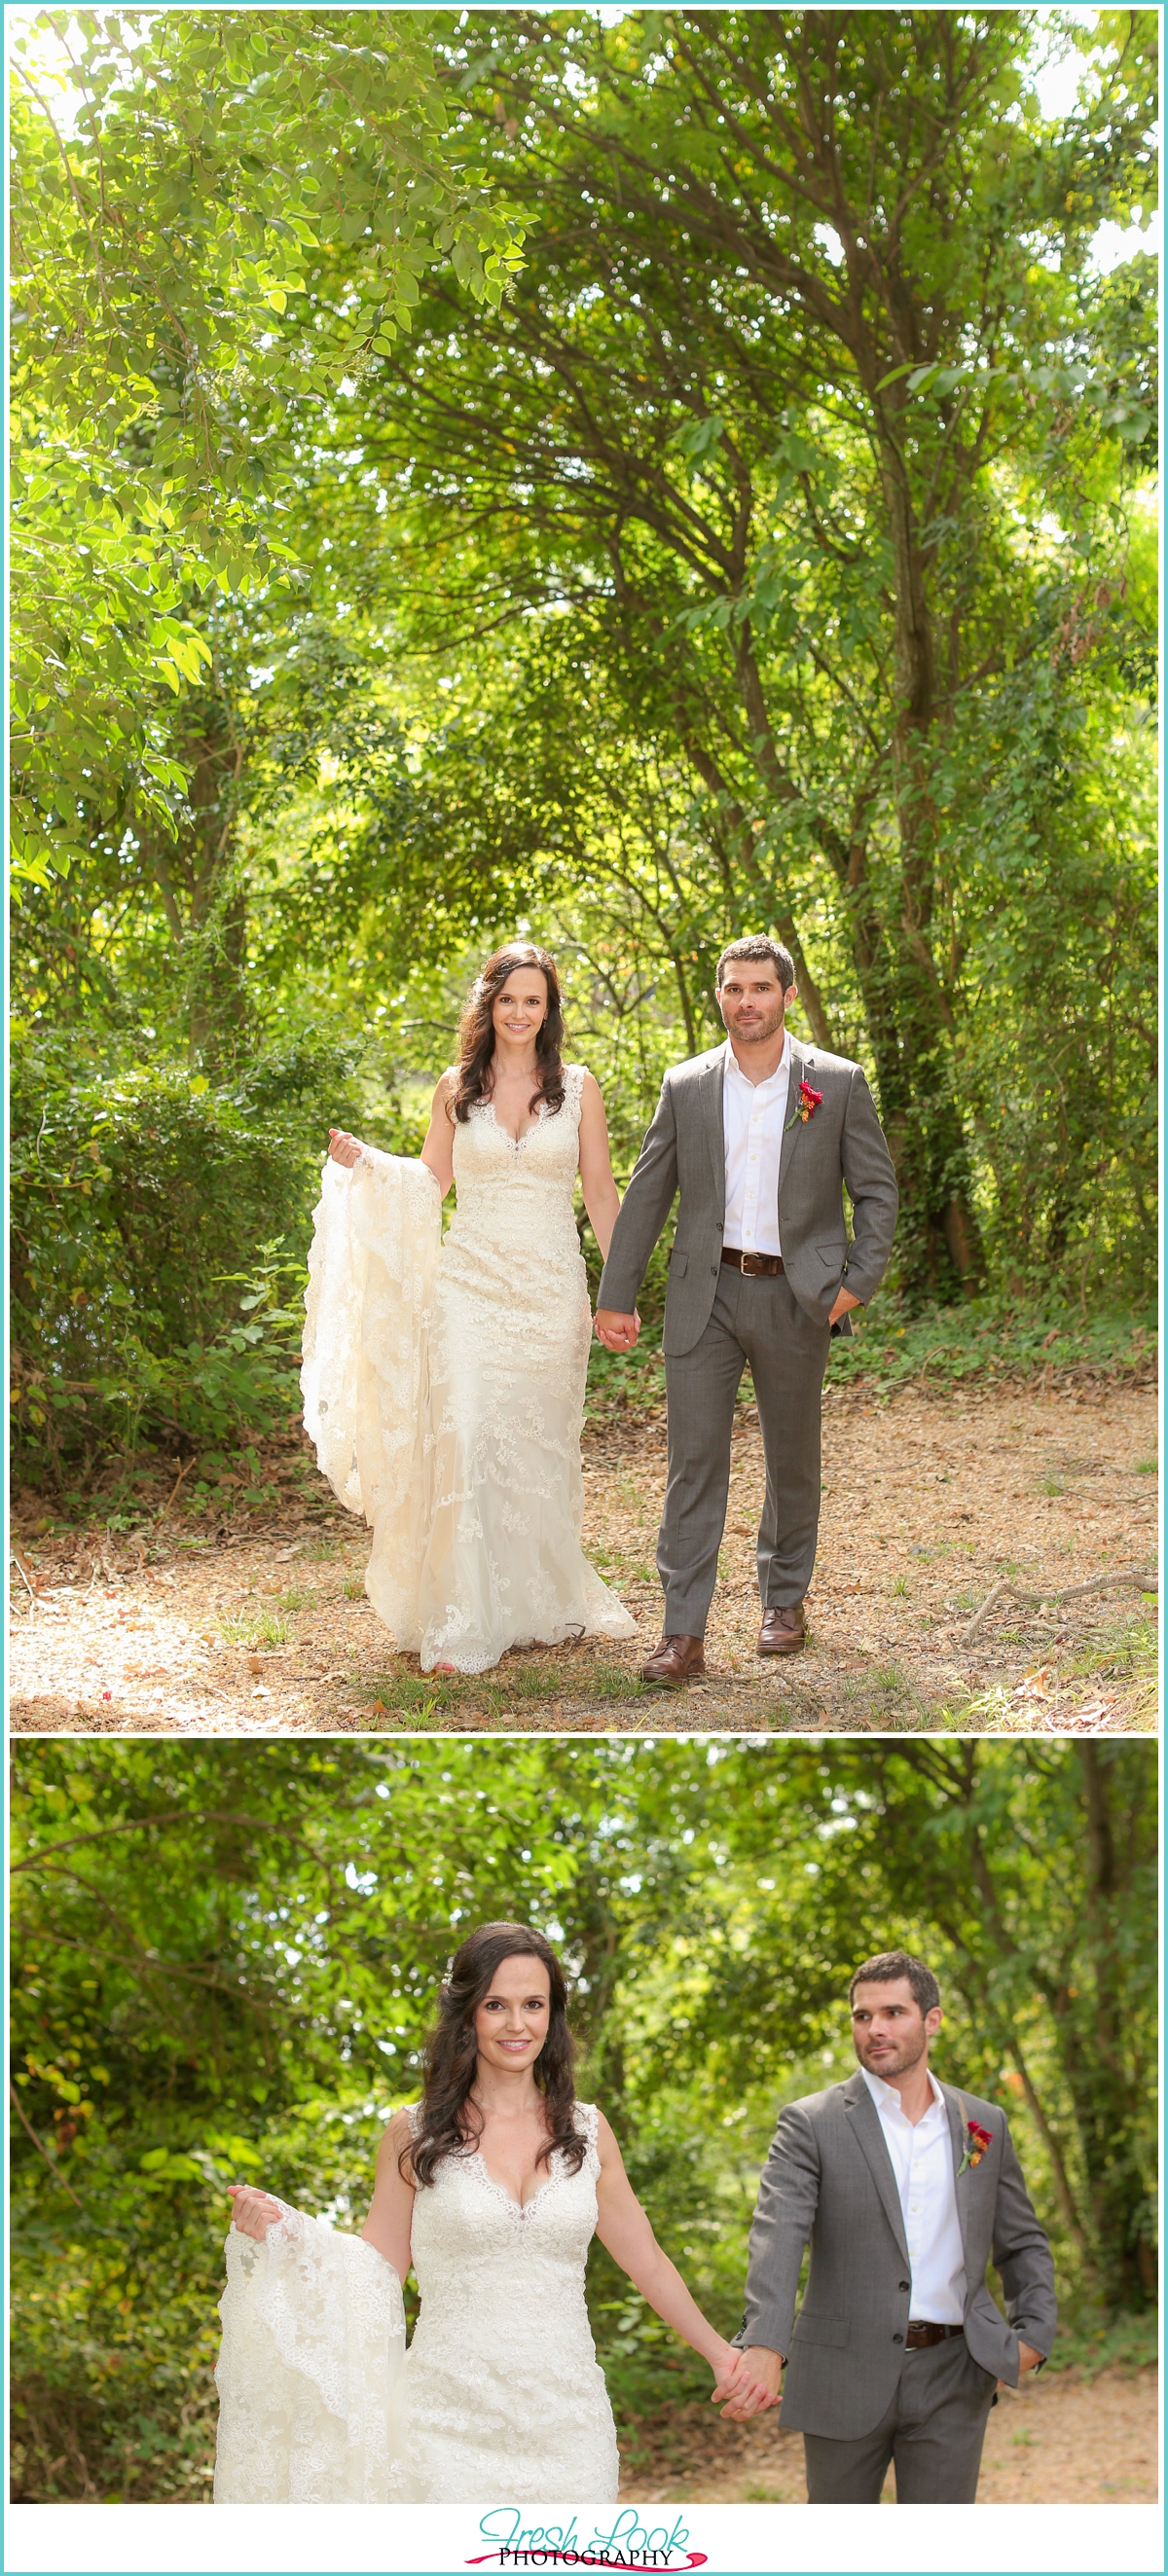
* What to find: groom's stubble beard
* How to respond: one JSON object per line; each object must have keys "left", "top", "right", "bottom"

{"left": 718, "top": 989, "right": 787, "bottom": 1048}
{"left": 854, "top": 2022, "right": 929, "bottom": 2084}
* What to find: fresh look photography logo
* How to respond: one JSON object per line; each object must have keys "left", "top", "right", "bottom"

{"left": 467, "top": 2506, "right": 707, "bottom": 2567}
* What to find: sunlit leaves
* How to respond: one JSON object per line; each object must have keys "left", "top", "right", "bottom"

{"left": 10, "top": 8, "right": 526, "bottom": 882}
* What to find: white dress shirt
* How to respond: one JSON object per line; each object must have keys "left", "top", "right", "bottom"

{"left": 721, "top": 1034, "right": 790, "bottom": 1257}
{"left": 861, "top": 2066, "right": 967, "bottom": 2324}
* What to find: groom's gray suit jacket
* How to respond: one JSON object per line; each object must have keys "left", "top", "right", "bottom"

{"left": 735, "top": 2071, "right": 1057, "bottom": 2441}
{"left": 598, "top": 1039, "right": 897, "bottom": 1356}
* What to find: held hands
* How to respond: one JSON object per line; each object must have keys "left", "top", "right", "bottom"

{"left": 595, "top": 1307, "right": 640, "bottom": 1353}
{"left": 327, "top": 1128, "right": 364, "bottom": 1170}
{"left": 226, "top": 2184, "right": 284, "bottom": 2242}
{"left": 709, "top": 2342, "right": 783, "bottom": 2420}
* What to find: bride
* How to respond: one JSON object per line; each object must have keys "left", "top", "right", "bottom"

{"left": 302, "top": 942, "right": 639, "bottom": 1675}
{"left": 215, "top": 1921, "right": 775, "bottom": 2503}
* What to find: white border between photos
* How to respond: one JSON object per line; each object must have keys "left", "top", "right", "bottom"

{"left": 3, "top": 2499, "right": 1165, "bottom": 2576}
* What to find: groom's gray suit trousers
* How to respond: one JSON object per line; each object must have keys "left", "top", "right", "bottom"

{"left": 658, "top": 1265, "right": 830, "bottom": 1636}
{"left": 802, "top": 2332, "right": 998, "bottom": 2503}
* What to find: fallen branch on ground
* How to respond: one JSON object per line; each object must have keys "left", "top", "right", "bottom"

{"left": 961, "top": 1566, "right": 1156, "bottom": 1648}
{"left": 156, "top": 1456, "right": 194, "bottom": 1524}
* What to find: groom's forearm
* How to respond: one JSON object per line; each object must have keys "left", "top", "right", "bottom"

{"left": 993, "top": 2125, "right": 1057, "bottom": 2359}
{"left": 840, "top": 1069, "right": 898, "bottom": 1301}
{"left": 734, "top": 2106, "right": 821, "bottom": 2358}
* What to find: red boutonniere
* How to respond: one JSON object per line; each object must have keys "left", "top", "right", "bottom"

{"left": 958, "top": 2119, "right": 993, "bottom": 2176}
{"left": 785, "top": 1079, "right": 823, "bottom": 1132}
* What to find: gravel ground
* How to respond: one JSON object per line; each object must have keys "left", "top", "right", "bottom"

{"left": 617, "top": 2363, "right": 1159, "bottom": 2504}
{"left": 8, "top": 1380, "right": 1156, "bottom": 1734}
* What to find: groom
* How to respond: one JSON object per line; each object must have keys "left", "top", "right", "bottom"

{"left": 725, "top": 1950, "right": 1057, "bottom": 2503}
{"left": 596, "top": 936, "right": 897, "bottom": 1685}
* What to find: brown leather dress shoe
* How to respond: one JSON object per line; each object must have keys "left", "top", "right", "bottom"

{"left": 641, "top": 1634, "right": 706, "bottom": 1687}
{"left": 758, "top": 1605, "right": 806, "bottom": 1655}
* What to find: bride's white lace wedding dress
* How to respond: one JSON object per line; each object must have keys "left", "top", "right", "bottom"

{"left": 405, "top": 2099, "right": 618, "bottom": 2500}
{"left": 213, "top": 2104, "right": 619, "bottom": 2504}
{"left": 302, "top": 1063, "right": 637, "bottom": 1675}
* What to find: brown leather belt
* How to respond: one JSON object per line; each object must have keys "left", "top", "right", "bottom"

{"left": 721, "top": 1248, "right": 784, "bottom": 1276}
{"left": 906, "top": 2322, "right": 964, "bottom": 2349}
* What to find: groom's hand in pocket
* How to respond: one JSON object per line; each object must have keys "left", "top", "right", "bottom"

{"left": 998, "top": 2340, "right": 1042, "bottom": 2391}
{"left": 712, "top": 2344, "right": 784, "bottom": 2418}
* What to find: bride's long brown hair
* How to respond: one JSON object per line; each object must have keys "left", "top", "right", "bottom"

{"left": 403, "top": 1922, "right": 586, "bottom": 2189}
{"left": 451, "top": 944, "right": 566, "bottom": 1125}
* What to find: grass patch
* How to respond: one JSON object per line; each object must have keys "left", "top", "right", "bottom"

{"left": 830, "top": 1295, "right": 1155, "bottom": 1399}
{"left": 1062, "top": 1610, "right": 1158, "bottom": 1697}
{"left": 585, "top": 1665, "right": 647, "bottom": 1701}
{"left": 937, "top": 1608, "right": 1158, "bottom": 1731}
{"left": 1044, "top": 2308, "right": 1158, "bottom": 2379}
{"left": 359, "top": 1655, "right": 646, "bottom": 1724}
{"left": 219, "top": 1609, "right": 288, "bottom": 1649}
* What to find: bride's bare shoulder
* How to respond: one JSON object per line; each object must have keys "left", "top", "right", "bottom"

{"left": 589, "top": 2103, "right": 621, "bottom": 2157}
{"left": 380, "top": 2103, "right": 420, "bottom": 2161}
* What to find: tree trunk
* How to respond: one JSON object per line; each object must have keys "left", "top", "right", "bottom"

{"left": 1059, "top": 1747, "right": 1157, "bottom": 2309}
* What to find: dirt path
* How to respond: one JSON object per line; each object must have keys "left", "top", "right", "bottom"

{"left": 617, "top": 2363, "right": 1158, "bottom": 2504}
{"left": 9, "top": 1381, "right": 1156, "bottom": 1734}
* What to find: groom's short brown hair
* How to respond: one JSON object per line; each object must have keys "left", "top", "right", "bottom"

{"left": 715, "top": 934, "right": 796, "bottom": 989}
{"left": 850, "top": 1950, "right": 940, "bottom": 2014}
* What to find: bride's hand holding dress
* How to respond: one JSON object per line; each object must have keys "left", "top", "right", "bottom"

{"left": 224, "top": 2184, "right": 285, "bottom": 2240}
{"left": 214, "top": 2183, "right": 409, "bottom": 2502}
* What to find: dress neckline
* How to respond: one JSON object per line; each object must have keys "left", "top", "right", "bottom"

{"left": 485, "top": 1098, "right": 543, "bottom": 1148}
{"left": 472, "top": 2143, "right": 559, "bottom": 2216}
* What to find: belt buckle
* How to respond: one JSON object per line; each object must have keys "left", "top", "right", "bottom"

{"left": 741, "top": 1252, "right": 763, "bottom": 1276}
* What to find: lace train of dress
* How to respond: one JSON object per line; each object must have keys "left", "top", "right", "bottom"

{"left": 213, "top": 2202, "right": 408, "bottom": 2502}
{"left": 301, "top": 1065, "right": 637, "bottom": 1673}
{"left": 211, "top": 2110, "right": 619, "bottom": 2506}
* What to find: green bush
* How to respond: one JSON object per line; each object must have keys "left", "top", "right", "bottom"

{"left": 10, "top": 1033, "right": 360, "bottom": 1492}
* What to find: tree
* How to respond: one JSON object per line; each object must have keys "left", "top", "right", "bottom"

{"left": 10, "top": 6, "right": 525, "bottom": 893}
{"left": 353, "top": 6, "right": 1156, "bottom": 1292}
